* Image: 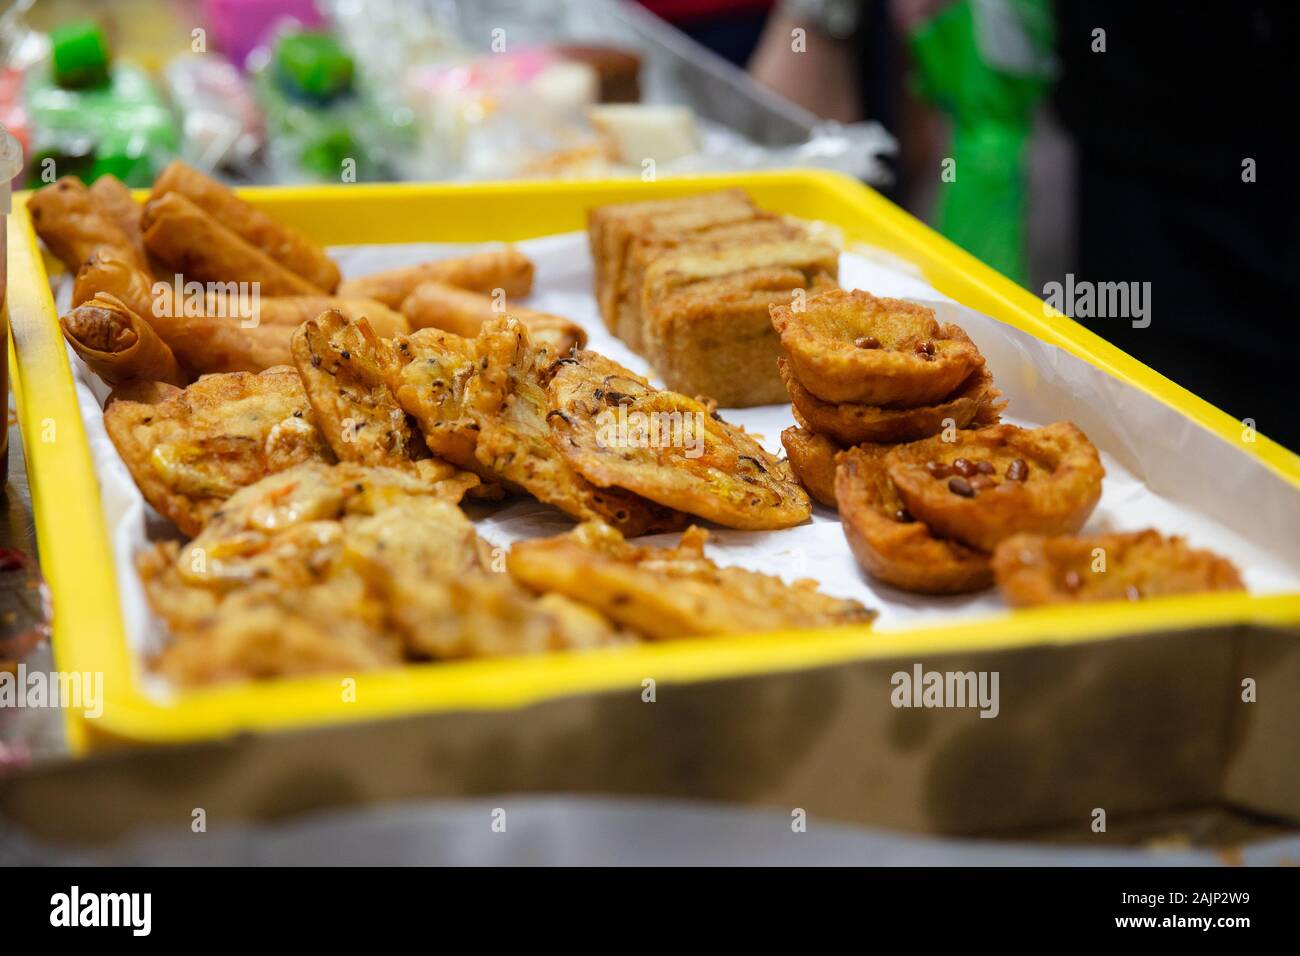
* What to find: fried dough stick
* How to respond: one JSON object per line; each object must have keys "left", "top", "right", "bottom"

{"left": 26, "top": 176, "right": 146, "bottom": 272}
{"left": 338, "top": 248, "right": 534, "bottom": 307}
{"left": 152, "top": 160, "right": 341, "bottom": 291}
{"left": 60, "top": 292, "right": 185, "bottom": 387}
{"left": 399, "top": 280, "right": 585, "bottom": 355}
{"left": 142, "top": 192, "right": 323, "bottom": 296}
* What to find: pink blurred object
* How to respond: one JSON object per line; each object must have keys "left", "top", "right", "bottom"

{"left": 201, "top": 0, "right": 325, "bottom": 69}
{"left": 0, "top": 69, "right": 28, "bottom": 184}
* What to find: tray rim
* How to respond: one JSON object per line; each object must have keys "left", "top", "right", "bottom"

{"left": 6, "top": 169, "right": 1299, "bottom": 752}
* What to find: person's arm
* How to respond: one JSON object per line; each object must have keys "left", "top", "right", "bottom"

{"left": 748, "top": 1, "right": 866, "bottom": 122}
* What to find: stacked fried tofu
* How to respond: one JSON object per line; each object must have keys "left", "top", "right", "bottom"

{"left": 588, "top": 190, "right": 839, "bottom": 406}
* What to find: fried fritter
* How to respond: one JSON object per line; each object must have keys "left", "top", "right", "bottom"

{"left": 547, "top": 350, "right": 812, "bottom": 529}
{"left": 290, "top": 309, "right": 481, "bottom": 500}
{"left": 142, "top": 467, "right": 629, "bottom": 682}
{"left": 835, "top": 444, "right": 993, "bottom": 594}
{"left": 379, "top": 317, "right": 684, "bottom": 537}
{"left": 780, "top": 426, "right": 842, "bottom": 508}
{"left": 772, "top": 289, "right": 984, "bottom": 406}
{"left": 104, "top": 367, "right": 335, "bottom": 536}
{"left": 885, "top": 422, "right": 1105, "bottom": 553}
{"left": 992, "top": 530, "right": 1245, "bottom": 607}
{"left": 508, "top": 521, "right": 876, "bottom": 640}
{"left": 779, "top": 356, "right": 1004, "bottom": 446}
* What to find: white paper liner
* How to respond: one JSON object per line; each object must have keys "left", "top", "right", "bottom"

{"left": 60, "top": 232, "right": 1300, "bottom": 697}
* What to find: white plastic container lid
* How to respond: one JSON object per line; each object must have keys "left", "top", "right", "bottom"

{"left": 0, "top": 123, "right": 23, "bottom": 214}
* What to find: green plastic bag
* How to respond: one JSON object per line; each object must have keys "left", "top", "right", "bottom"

{"left": 909, "top": 0, "right": 1054, "bottom": 285}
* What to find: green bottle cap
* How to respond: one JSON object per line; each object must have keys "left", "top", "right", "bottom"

{"left": 274, "top": 32, "right": 354, "bottom": 102}
{"left": 50, "top": 21, "right": 110, "bottom": 90}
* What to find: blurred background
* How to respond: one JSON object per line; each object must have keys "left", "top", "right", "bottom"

{"left": 2, "top": 0, "right": 1295, "bottom": 452}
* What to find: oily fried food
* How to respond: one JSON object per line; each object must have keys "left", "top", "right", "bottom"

{"left": 235, "top": 296, "right": 408, "bottom": 337}
{"left": 291, "top": 310, "right": 479, "bottom": 500}
{"left": 885, "top": 422, "right": 1105, "bottom": 553}
{"left": 337, "top": 248, "right": 535, "bottom": 307}
{"left": 509, "top": 521, "right": 876, "bottom": 640}
{"left": 176, "top": 461, "right": 480, "bottom": 588}
{"left": 74, "top": 251, "right": 295, "bottom": 375}
{"left": 151, "top": 160, "right": 341, "bottom": 291}
{"left": 104, "top": 366, "right": 334, "bottom": 536}
{"left": 546, "top": 350, "right": 812, "bottom": 530}
{"left": 641, "top": 239, "right": 840, "bottom": 407}
{"left": 588, "top": 189, "right": 757, "bottom": 331}
{"left": 143, "top": 468, "right": 628, "bottom": 683}
{"left": 780, "top": 358, "right": 1005, "bottom": 445}
{"left": 399, "top": 280, "right": 586, "bottom": 355}
{"left": 142, "top": 192, "right": 323, "bottom": 296}
{"left": 992, "top": 530, "right": 1245, "bottom": 607}
{"left": 377, "top": 317, "right": 684, "bottom": 536}
{"left": 26, "top": 176, "right": 146, "bottom": 272}
{"left": 60, "top": 292, "right": 185, "bottom": 387}
{"left": 88, "top": 174, "right": 145, "bottom": 261}
{"left": 780, "top": 426, "right": 842, "bottom": 508}
{"left": 772, "top": 289, "right": 985, "bottom": 406}
{"left": 835, "top": 445, "right": 993, "bottom": 594}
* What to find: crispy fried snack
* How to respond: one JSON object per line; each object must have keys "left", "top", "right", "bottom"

{"left": 780, "top": 358, "right": 1005, "bottom": 445}
{"left": 613, "top": 210, "right": 790, "bottom": 349}
{"left": 143, "top": 467, "right": 627, "bottom": 682}
{"left": 142, "top": 192, "right": 323, "bottom": 296}
{"left": 152, "top": 160, "right": 341, "bottom": 291}
{"left": 547, "top": 350, "right": 811, "bottom": 529}
{"left": 399, "top": 280, "right": 585, "bottom": 355}
{"left": 780, "top": 426, "right": 842, "bottom": 508}
{"left": 290, "top": 310, "right": 480, "bottom": 499}
{"left": 88, "top": 174, "right": 145, "bottom": 261}
{"left": 60, "top": 292, "right": 185, "bottom": 387}
{"left": 337, "top": 248, "right": 535, "bottom": 307}
{"left": 885, "top": 422, "right": 1105, "bottom": 553}
{"left": 73, "top": 251, "right": 297, "bottom": 375}
{"left": 992, "top": 530, "right": 1245, "bottom": 607}
{"left": 376, "top": 317, "right": 684, "bottom": 536}
{"left": 509, "top": 521, "right": 875, "bottom": 639}
{"left": 641, "top": 239, "right": 840, "bottom": 407}
{"left": 587, "top": 189, "right": 757, "bottom": 332}
{"left": 772, "top": 289, "right": 985, "bottom": 406}
{"left": 103, "top": 366, "right": 335, "bottom": 536}
{"left": 235, "top": 296, "right": 408, "bottom": 336}
{"left": 836, "top": 445, "right": 993, "bottom": 594}
{"left": 176, "top": 462, "right": 480, "bottom": 588}
{"left": 26, "top": 176, "right": 145, "bottom": 272}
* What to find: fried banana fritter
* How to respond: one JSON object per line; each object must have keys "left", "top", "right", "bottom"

{"left": 290, "top": 309, "right": 482, "bottom": 499}
{"left": 104, "top": 366, "right": 335, "bottom": 536}
{"left": 378, "top": 316, "right": 684, "bottom": 537}
{"left": 546, "top": 350, "right": 811, "bottom": 530}
{"left": 143, "top": 464, "right": 630, "bottom": 684}
{"left": 508, "top": 521, "right": 876, "bottom": 640}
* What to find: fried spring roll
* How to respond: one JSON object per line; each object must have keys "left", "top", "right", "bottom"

{"left": 60, "top": 292, "right": 186, "bottom": 387}
{"left": 400, "top": 281, "right": 585, "bottom": 355}
{"left": 105, "top": 380, "right": 183, "bottom": 408}
{"left": 88, "top": 175, "right": 145, "bottom": 260}
{"left": 73, "top": 252, "right": 292, "bottom": 375}
{"left": 142, "top": 192, "right": 323, "bottom": 296}
{"left": 337, "top": 248, "right": 534, "bottom": 307}
{"left": 151, "top": 160, "right": 342, "bottom": 292}
{"left": 26, "top": 177, "right": 146, "bottom": 273}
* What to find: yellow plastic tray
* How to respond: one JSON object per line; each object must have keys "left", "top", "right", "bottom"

{"left": 7, "top": 170, "right": 1300, "bottom": 753}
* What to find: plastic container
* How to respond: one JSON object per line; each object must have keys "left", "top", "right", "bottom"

{"left": 5, "top": 171, "right": 1299, "bottom": 753}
